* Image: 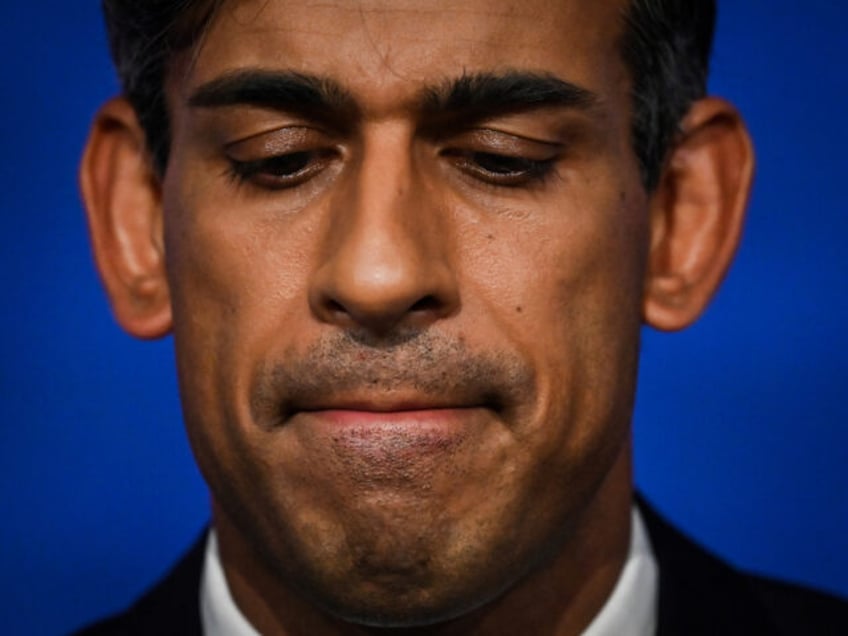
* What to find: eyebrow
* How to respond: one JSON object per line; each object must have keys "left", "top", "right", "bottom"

{"left": 188, "top": 70, "right": 358, "bottom": 124}
{"left": 421, "top": 71, "right": 600, "bottom": 120}
{"left": 187, "top": 69, "right": 600, "bottom": 126}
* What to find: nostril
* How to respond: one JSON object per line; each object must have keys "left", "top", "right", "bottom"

{"left": 325, "top": 294, "right": 442, "bottom": 324}
{"left": 409, "top": 295, "right": 441, "bottom": 313}
{"left": 309, "top": 246, "right": 460, "bottom": 332}
{"left": 327, "top": 298, "right": 346, "bottom": 314}
{"left": 323, "top": 297, "right": 352, "bottom": 323}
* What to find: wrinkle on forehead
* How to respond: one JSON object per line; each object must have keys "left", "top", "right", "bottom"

{"left": 183, "top": 0, "right": 630, "bottom": 120}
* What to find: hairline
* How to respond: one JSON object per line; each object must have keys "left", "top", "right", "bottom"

{"left": 117, "top": 0, "right": 708, "bottom": 191}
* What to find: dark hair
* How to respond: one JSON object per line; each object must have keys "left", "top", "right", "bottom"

{"left": 621, "top": 1, "right": 716, "bottom": 189}
{"left": 101, "top": 0, "right": 715, "bottom": 190}
{"left": 101, "top": 0, "right": 224, "bottom": 174}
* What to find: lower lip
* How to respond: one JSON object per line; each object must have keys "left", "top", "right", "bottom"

{"left": 308, "top": 408, "right": 473, "bottom": 426}
{"left": 293, "top": 408, "right": 481, "bottom": 454}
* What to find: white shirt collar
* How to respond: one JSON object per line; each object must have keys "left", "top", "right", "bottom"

{"left": 200, "top": 530, "right": 261, "bottom": 636}
{"left": 200, "top": 506, "right": 658, "bottom": 636}
{"left": 580, "top": 506, "right": 658, "bottom": 636}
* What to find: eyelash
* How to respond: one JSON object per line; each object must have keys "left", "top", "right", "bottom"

{"left": 224, "top": 149, "right": 558, "bottom": 190}
{"left": 226, "top": 150, "right": 328, "bottom": 190}
{"left": 447, "top": 151, "right": 558, "bottom": 187}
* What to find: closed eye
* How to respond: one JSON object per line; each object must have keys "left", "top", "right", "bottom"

{"left": 445, "top": 149, "right": 558, "bottom": 187}
{"left": 226, "top": 149, "right": 335, "bottom": 190}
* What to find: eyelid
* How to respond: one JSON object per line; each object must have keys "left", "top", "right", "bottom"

{"left": 225, "top": 148, "right": 339, "bottom": 191}
{"left": 224, "top": 125, "right": 322, "bottom": 159}
{"left": 450, "top": 127, "right": 564, "bottom": 159}
{"left": 435, "top": 127, "right": 565, "bottom": 189}
{"left": 221, "top": 124, "right": 341, "bottom": 191}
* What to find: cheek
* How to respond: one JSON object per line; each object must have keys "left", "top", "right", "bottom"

{"left": 463, "top": 185, "right": 649, "bottom": 457}
{"left": 162, "top": 160, "right": 317, "bottom": 348}
{"left": 159, "top": 164, "right": 321, "bottom": 469}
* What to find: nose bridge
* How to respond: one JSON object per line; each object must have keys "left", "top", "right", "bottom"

{"left": 309, "top": 121, "right": 458, "bottom": 332}
{"left": 351, "top": 122, "right": 423, "bottom": 255}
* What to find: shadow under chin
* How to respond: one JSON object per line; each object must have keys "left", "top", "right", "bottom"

{"left": 306, "top": 578, "right": 503, "bottom": 633}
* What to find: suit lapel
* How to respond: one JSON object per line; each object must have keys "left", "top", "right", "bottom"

{"left": 637, "top": 495, "right": 781, "bottom": 635}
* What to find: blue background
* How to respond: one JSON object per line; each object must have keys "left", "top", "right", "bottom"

{"left": 1, "top": 2, "right": 846, "bottom": 633}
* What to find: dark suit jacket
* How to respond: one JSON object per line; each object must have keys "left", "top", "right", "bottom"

{"left": 74, "top": 498, "right": 848, "bottom": 635}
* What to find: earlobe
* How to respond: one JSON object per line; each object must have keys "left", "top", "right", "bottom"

{"left": 79, "top": 97, "right": 172, "bottom": 339}
{"left": 643, "top": 97, "right": 755, "bottom": 331}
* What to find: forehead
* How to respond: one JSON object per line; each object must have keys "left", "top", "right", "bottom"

{"left": 186, "top": 0, "right": 630, "bottom": 108}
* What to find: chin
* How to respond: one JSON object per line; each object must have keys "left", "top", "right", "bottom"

{"left": 304, "top": 577, "right": 502, "bottom": 630}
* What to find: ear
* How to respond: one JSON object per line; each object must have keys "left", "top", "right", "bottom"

{"left": 643, "top": 97, "right": 755, "bottom": 331}
{"left": 80, "top": 97, "right": 172, "bottom": 339}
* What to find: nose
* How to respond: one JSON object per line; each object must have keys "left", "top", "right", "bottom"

{"left": 309, "top": 126, "right": 459, "bottom": 336}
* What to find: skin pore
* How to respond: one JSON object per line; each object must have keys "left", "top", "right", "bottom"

{"left": 80, "top": 0, "right": 753, "bottom": 634}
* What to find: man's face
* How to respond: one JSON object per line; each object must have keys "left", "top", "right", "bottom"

{"left": 163, "top": 0, "right": 647, "bottom": 625}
